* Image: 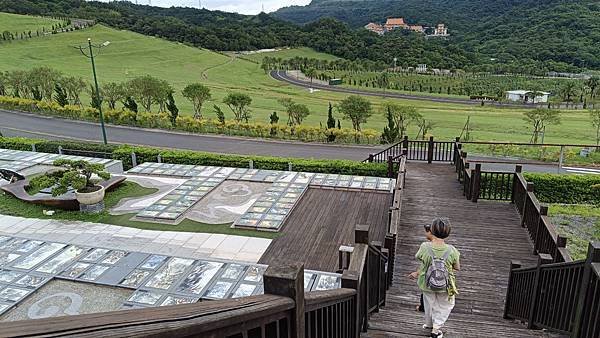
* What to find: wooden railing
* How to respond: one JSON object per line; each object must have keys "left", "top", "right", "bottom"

{"left": 454, "top": 144, "right": 571, "bottom": 263}
{"left": 366, "top": 136, "right": 457, "bottom": 164}
{"left": 504, "top": 243, "right": 600, "bottom": 337}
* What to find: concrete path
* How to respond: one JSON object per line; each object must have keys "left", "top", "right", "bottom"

{"left": 0, "top": 215, "right": 271, "bottom": 263}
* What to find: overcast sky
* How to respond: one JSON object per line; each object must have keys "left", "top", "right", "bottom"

{"left": 95, "top": 0, "right": 311, "bottom": 15}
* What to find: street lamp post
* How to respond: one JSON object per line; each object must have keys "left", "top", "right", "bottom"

{"left": 75, "top": 38, "right": 110, "bottom": 145}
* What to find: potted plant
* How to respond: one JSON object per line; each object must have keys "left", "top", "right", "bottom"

{"left": 29, "top": 159, "right": 111, "bottom": 205}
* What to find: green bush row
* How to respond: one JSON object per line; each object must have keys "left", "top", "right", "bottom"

{"left": 524, "top": 173, "right": 600, "bottom": 205}
{"left": 113, "top": 146, "right": 387, "bottom": 176}
{"left": 0, "top": 137, "right": 388, "bottom": 177}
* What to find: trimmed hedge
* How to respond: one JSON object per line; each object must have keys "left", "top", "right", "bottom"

{"left": 0, "top": 137, "right": 388, "bottom": 177}
{"left": 524, "top": 173, "right": 600, "bottom": 205}
{"left": 113, "top": 146, "right": 387, "bottom": 176}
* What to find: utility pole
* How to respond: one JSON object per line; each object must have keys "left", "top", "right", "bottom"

{"left": 74, "top": 39, "right": 110, "bottom": 145}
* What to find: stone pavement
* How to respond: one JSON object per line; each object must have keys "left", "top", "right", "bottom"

{"left": 0, "top": 215, "right": 271, "bottom": 263}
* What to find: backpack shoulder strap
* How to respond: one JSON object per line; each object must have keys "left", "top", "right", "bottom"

{"left": 441, "top": 245, "right": 453, "bottom": 261}
{"left": 426, "top": 243, "right": 436, "bottom": 259}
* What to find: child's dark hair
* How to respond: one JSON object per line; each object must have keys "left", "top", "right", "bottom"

{"left": 424, "top": 224, "right": 431, "bottom": 232}
{"left": 431, "top": 218, "right": 451, "bottom": 239}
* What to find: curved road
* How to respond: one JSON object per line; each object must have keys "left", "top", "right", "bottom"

{"left": 0, "top": 109, "right": 381, "bottom": 161}
{"left": 271, "top": 70, "right": 532, "bottom": 108}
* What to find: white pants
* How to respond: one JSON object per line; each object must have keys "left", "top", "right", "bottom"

{"left": 423, "top": 291, "right": 455, "bottom": 331}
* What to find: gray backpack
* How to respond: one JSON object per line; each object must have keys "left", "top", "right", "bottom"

{"left": 425, "top": 245, "right": 452, "bottom": 291}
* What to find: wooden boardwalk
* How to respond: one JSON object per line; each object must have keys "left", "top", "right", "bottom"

{"left": 259, "top": 187, "right": 391, "bottom": 272}
{"left": 367, "top": 163, "right": 549, "bottom": 337}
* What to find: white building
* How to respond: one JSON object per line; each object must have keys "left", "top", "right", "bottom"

{"left": 505, "top": 90, "right": 550, "bottom": 103}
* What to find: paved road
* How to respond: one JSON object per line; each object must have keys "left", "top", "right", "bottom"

{"left": 1, "top": 109, "right": 596, "bottom": 175}
{"left": 271, "top": 70, "right": 534, "bottom": 108}
{"left": 0, "top": 109, "right": 381, "bottom": 161}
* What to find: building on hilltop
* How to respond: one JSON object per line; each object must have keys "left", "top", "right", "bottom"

{"left": 364, "top": 22, "right": 385, "bottom": 35}
{"left": 433, "top": 23, "right": 449, "bottom": 36}
{"left": 409, "top": 25, "right": 424, "bottom": 33}
{"left": 384, "top": 18, "right": 409, "bottom": 31}
{"left": 364, "top": 17, "right": 449, "bottom": 37}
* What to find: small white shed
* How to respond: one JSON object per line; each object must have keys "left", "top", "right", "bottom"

{"left": 505, "top": 90, "right": 550, "bottom": 103}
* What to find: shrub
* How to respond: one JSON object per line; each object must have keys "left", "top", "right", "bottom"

{"left": 0, "top": 137, "right": 388, "bottom": 177}
{"left": 524, "top": 173, "right": 600, "bottom": 205}
{"left": 0, "top": 95, "right": 379, "bottom": 145}
{"left": 112, "top": 146, "right": 388, "bottom": 176}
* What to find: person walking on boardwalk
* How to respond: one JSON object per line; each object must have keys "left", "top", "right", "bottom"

{"left": 409, "top": 218, "right": 460, "bottom": 338}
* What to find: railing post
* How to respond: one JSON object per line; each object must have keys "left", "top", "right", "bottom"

{"left": 387, "top": 155, "right": 394, "bottom": 178}
{"left": 263, "top": 263, "right": 305, "bottom": 338}
{"left": 384, "top": 234, "right": 396, "bottom": 286}
{"left": 471, "top": 163, "right": 481, "bottom": 203}
{"left": 58, "top": 145, "right": 63, "bottom": 155}
{"left": 520, "top": 182, "right": 534, "bottom": 227}
{"left": 402, "top": 135, "right": 409, "bottom": 152}
{"left": 533, "top": 205, "right": 548, "bottom": 255}
{"left": 453, "top": 137, "right": 460, "bottom": 164}
{"left": 427, "top": 136, "right": 434, "bottom": 163}
{"left": 512, "top": 165, "right": 522, "bottom": 204}
{"left": 31, "top": 143, "right": 36, "bottom": 152}
{"left": 368, "top": 154, "right": 374, "bottom": 163}
{"left": 157, "top": 154, "right": 162, "bottom": 163}
{"left": 558, "top": 145, "right": 564, "bottom": 174}
{"left": 527, "top": 253, "right": 553, "bottom": 329}
{"left": 555, "top": 235, "right": 568, "bottom": 263}
{"left": 131, "top": 152, "right": 137, "bottom": 168}
{"left": 503, "top": 260, "right": 522, "bottom": 319}
{"left": 341, "top": 270, "right": 360, "bottom": 338}
{"left": 355, "top": 224, "right": 370, "bottom": 244}
{"left": 572, "top": 242, "right": 600, "bottom": 338}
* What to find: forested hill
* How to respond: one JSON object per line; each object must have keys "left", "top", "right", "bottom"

{"left": 1, "top": 0, "right": 597, "bottom": 74}
{"left": 275, "top": 0, "right": 600, "bottom": 71}
{"left": 0, "top": 0, "right": 473, "bottom": 71}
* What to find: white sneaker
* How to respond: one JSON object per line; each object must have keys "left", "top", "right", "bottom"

{"left": 430, "top": 330, "right": 443, "bottom": 338}
{"left": 423, "top": 324, "right": 433, "bottom": 329}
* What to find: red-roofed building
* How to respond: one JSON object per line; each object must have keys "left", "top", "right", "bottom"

{"left": 409, "top": 25, "right": 424, "bottom": 33}
{"left": 384, "top": 18, "right": 408, "bottom": 31}
{"left": 364, "top": 22, "right": 385, "bottom": 35}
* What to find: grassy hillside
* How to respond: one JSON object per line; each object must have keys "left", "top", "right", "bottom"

{"left": 0, "top": 12, "right": 62, "bottom": 32}
{"left": 0, "top": 18, "right": 596, "bottom": 144}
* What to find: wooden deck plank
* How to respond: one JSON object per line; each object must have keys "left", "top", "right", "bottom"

{"left": 258, "top": 187, "right": 391, "bottom": 272}
{"left": 367, "top": 162, "right": 554, "bottom": 337}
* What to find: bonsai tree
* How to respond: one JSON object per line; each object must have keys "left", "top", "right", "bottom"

{"left": 29, "top": 159, "right": 110, "bottom": 196}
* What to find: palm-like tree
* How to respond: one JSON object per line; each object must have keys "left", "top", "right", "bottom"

{"left": 559, "top": 81, "right": 579, "bottom": 107}
{"left": 586, "top": 76, "right": 600, "bottom": 101}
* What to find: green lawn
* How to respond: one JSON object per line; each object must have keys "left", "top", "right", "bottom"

{"left": 0, "top": 13, "right": 596, "bottom": 144}
{"left": 0, "top": 13, "right": 62, "bottom": 33}
{"left": 549, "top": 204, "right": 600, "bottom": 260}
{"left": 0, "top": 181, "right": 277, "bottom": 239}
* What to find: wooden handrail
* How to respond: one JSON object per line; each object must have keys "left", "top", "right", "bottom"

{"left": 0, "top": 295, "right": 295, "bottom": 338}
{"left": 304, "top": 288, "right": 357, "bottom": 311}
